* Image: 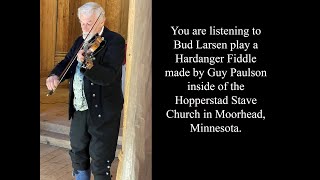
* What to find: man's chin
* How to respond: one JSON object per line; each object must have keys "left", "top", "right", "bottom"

{"left": 83, "top": 33, "right": 94, "bottom": 42}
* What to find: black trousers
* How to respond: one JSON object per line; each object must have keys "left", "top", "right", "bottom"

{"left": 69, "top": 109, "right": 121, "bottom": 180}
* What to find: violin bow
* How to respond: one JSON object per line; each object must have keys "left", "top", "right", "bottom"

{"left": 47, "top": 11, "right": 103, "bottom": 96}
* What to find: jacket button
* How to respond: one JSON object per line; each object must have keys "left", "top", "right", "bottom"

{"left": 91, "top": 83, "right": 94, "bottom": 85}
{"left": 98, "top": 114, "right": 101, "bottom": 118}
{"left": 95, "top": 104, "right": 98, "bottom": 108}
{"left": 92, "top": 94, "right": 96, "bottom": 97}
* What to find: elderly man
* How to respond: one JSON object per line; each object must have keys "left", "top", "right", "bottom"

{"left": 46, "top": 2, "right": 125, "bottom": 179}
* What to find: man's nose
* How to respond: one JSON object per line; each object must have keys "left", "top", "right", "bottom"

{"left": 82, "top": 27, "right": 89, "bottom": 32}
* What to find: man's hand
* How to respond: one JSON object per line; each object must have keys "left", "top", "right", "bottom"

{"left": 77, "top": 49, "right": 85, "bottom": 63}
{"left": 46, "top": 75, "right": 59, "bottom": 91}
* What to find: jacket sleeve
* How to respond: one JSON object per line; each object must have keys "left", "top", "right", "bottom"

{"left": 49, "top": 37, "right": 83, "bottom": 81}
{"left": 84, "top": 34, "right": 125, "bottom": 86}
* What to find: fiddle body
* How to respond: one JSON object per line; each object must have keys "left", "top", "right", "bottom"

{"left": 81, "top": 34, "right": 106, "bottom": 71}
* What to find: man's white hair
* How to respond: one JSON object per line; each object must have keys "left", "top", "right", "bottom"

{"left": 77, "top": 2, "right": 105, "bottom": 21}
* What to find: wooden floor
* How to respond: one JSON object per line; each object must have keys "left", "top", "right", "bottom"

{"left": 40, "top": 143, "right": 119, "bottom": 180}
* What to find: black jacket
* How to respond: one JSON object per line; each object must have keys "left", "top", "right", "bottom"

{"left": 50, "top": 27, "right": 125, "bottom": 122}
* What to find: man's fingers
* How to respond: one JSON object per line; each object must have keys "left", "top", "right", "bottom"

{"left": 46, "top": 77, "right": 59, "bottom": 90}
{"left": 54, "top": 80, "right": 59, "bottom": 88}
{"left": 48, "top": 82, "right": 56, "bottom": 91}
{"left": 77, "top": 50, "right": 85, "bottom": 62}
{"left": 46, "top": 78, "right": 53, "bottom": 90}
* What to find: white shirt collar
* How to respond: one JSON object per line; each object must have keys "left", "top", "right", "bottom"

{"left": 99, "top": 26, "right": 104, "bottom": 36}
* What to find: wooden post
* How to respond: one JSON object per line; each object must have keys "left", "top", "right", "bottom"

{"left": 116, "top": 0, "right": 152, "bottom": 179}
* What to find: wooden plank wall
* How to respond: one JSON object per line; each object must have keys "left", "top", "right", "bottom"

{"left": 40, "top": 0, "right": 128, "bottom": 76}
{"left": 40, "top": 0, "right": 57, "bottom": 73}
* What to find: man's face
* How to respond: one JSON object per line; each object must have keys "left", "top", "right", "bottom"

{"left": 79, "top": 14, "right": 103, "bottom": 40}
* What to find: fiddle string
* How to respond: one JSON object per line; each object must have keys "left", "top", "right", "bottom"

{"left": 47, "top": 11, "right": 103, "bottom": 96}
